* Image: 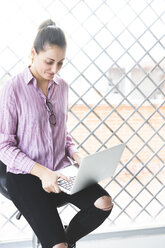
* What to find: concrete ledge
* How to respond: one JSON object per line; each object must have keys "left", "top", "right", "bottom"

{"left": 81, "top": 224, "right": 165, "bottom": 241}
{"left": 0, "top": 225, "right": 165, "bottom": 248}
{"left": 0, "top": 240, "right": 31, "bottom": 248}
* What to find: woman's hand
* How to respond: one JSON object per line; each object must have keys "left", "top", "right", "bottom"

{"left": 72, "top": 152, "right": 84, "bottom": 166}
{"left": 30, "top": 163, "right": 69, "bottom": 193}
{"left": 40, "top": 169, "right": 69, "bottom": 193}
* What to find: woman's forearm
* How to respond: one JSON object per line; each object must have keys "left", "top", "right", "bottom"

{"left": 30, "top": 163, "right": 50, "bottom": 179}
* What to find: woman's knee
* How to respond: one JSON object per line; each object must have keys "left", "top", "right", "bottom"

{"left": 52, "top": 242, "right": 67, "bottom": 248}
{"left": 94, "top": 195, "right": 114, "bottom": 211}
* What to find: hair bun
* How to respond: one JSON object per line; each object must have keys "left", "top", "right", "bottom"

{"left": 38, "top": 19, "right": 56, "bottom": 31}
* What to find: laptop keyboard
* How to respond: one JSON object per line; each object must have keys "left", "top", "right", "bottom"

{"left": 58, "top": 176, "right": 76, "bottom": 191}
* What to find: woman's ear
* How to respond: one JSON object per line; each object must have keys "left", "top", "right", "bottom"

{"left": 31, "top": 48, "right": 37, "bottom": 63}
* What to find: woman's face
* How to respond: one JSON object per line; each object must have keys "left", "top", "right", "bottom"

{"left": 31, "top": 44, "right": 66, "bottom": 82}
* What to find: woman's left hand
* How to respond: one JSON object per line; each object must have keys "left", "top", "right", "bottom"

{"left": 72, "top": 152, "right": 83, "bottom": 166}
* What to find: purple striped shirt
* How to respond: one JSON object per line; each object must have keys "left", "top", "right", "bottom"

{"left": 0, "top": 67, "right": 78, "bottom": 174}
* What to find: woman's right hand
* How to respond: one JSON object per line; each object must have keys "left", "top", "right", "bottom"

{"left": 30, "top": 163, "right": 69, "bottom": 193}
{"left": 40, "top": 169, "right": 69, "bottom": 194}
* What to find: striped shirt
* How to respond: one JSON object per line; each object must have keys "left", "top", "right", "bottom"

{"left": 0, "top": 67, "right": 78, "bottom": 174}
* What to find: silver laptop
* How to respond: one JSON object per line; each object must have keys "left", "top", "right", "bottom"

{"left": 58, "top": 143, "right": 125, "bottom": 194}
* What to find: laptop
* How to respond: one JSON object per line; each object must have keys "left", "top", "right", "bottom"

{"left": 58, "top": 143, "right": 125, "bottom": 194}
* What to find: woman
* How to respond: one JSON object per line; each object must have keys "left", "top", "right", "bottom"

{"left": 0, "top": 19, "right": 113, "bottom": 248}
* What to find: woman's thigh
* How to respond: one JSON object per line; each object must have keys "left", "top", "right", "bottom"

{"left": 6, "top": 172, "right": 67, "bottom": 248}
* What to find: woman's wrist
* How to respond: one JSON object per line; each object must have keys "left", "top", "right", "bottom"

{"left": 72, "top": 152, "right": 83, "bottom": 166}
{"left": 30, "top": 163, "right": 50, "bottom": 179}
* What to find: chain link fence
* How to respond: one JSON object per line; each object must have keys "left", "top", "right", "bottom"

{"left": 0, "top": 0, "right": 165, "bottom": 242}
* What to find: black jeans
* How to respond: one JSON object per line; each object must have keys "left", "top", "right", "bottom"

{"left": 7, "top": 172, "right": 112, "bottom": 248}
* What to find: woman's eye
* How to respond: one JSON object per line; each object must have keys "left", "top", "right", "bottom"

{"left": 45, "top": 61, "right": 53, "bottom": 65}
{"left": 58, "top": 62, "right": 63, "bottom": 67}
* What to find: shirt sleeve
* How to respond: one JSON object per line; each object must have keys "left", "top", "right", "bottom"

{"left": 64, "top": 82, "right": 78, "bottom": 159}
{"left": 0, "top": 83, "right": 35, "bottom": 174}
{"left": 65, "top": 132, "right": 79, "bottom": 158}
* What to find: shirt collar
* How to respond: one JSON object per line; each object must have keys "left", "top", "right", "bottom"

{"left": 23, "top": 67, "right": 59, "bottom": 86}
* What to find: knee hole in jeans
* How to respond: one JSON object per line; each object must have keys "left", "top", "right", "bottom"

{"left": 94, "top": 195, "right": 114, "bottom": 211}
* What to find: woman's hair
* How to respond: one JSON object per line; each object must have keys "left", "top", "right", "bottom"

{"left": 33, "top": 19, "right": 67, "bottom": 53}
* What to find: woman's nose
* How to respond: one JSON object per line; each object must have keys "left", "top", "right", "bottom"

{"left": 51, "top": 64, "right": 58, "bottom": 74}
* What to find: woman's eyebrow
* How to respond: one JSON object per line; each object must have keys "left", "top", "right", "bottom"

{"left": 46, "top": 57, "right": 65, "bottom": 62}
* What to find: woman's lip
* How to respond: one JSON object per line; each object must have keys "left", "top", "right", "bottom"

{"left": 47, "top": 73, "right": 54, "bottom": 76}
